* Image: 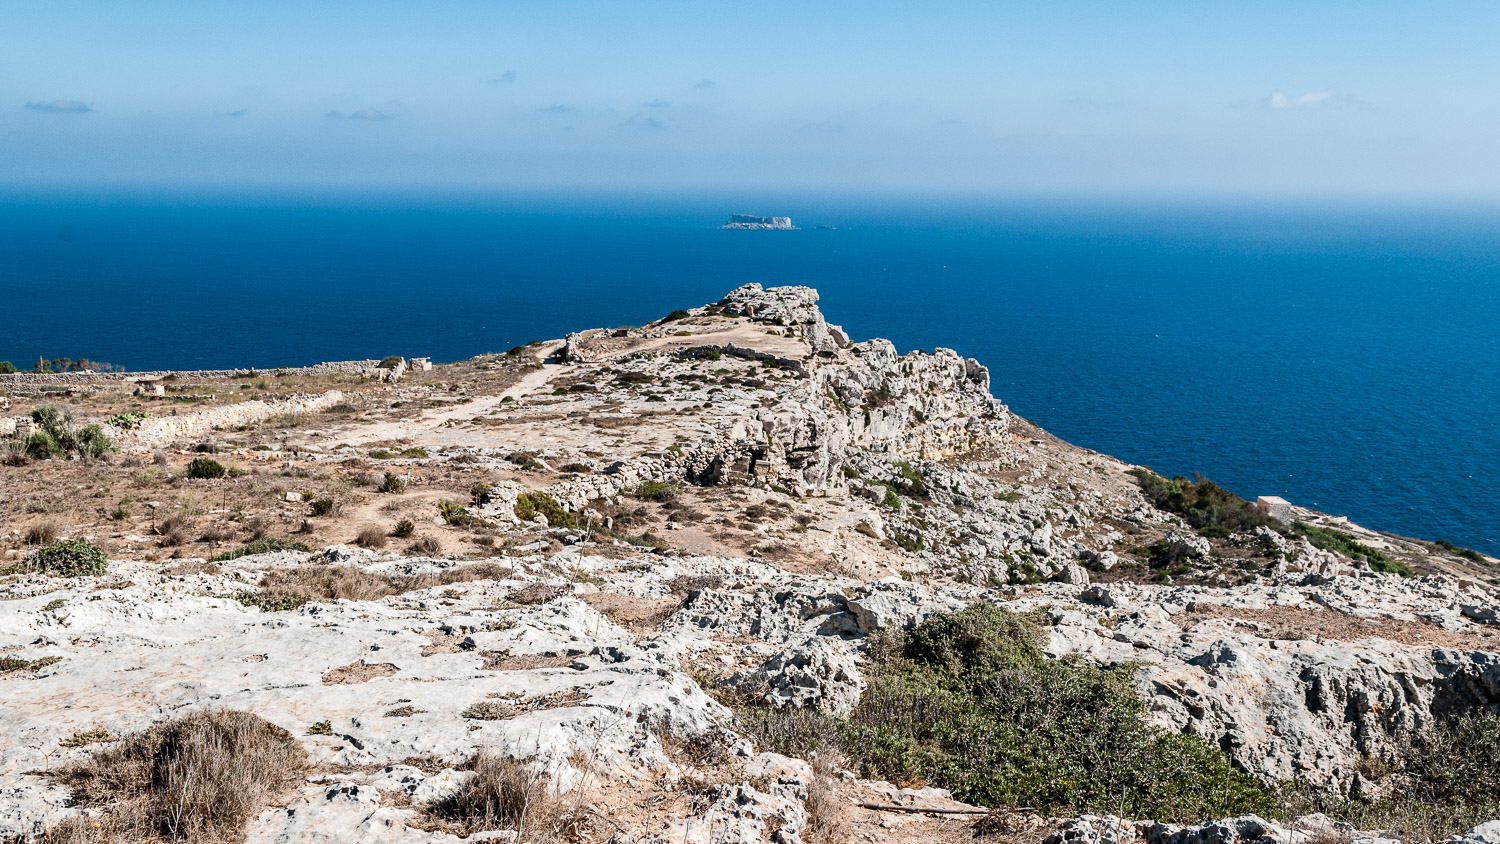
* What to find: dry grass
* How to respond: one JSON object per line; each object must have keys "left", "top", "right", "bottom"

{"left": 803, "top": 756, "right": 846, "bottom": 844}
{"left": 508, "top": 582, "right": 569, "bottom": 605}
{"left": 423, "top": 751, "right": 585, "bottom": 842}
{"left": 43, "top": 710, "right": 307, "bottom": 843}
{"left": 25, "top": 522, "right": 61, "bottom": 546}
{"left": 355, "top": 525, "right": 387, "bottom": 549}
{"left": 254, "top": 561, "right": 517, "bottom": 604}
{"left": 162, "top": 560, "right": 222, "bottom": 577}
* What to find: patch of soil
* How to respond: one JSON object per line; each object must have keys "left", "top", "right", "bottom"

{"left": 321, "top": 661, "right": 400, "bottom": 684}
{"left": 579, "top": 592, "right": 681, "bottom": 633}
{"left": 1182, "top": 603, "right": 1500, "bottom": 651}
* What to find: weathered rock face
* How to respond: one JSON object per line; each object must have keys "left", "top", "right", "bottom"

{"left": 675, "top": 284, "right": 1009, "bottom": 494}
{"left": 1040, "top": 575, "right": 1500, "bottom": 796}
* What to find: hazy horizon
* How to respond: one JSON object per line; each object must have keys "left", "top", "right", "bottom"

{"left": 7, "top": 1, "right": 1500, "bottom": 196}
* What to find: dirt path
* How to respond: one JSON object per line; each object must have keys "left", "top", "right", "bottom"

{"left": 317, "top": 364, "right": 562, "bottom": 449}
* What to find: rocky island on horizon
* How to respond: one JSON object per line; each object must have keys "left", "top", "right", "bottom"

{"left": 1, "top": 283, "right": 1498, "bottom": 844}
{"left": 721, "top": 214, "right": 797, "bottom": 230}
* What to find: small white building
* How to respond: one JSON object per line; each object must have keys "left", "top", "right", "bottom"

{"left": 1256, "top": 496, "right": 1293, "bottom": 525}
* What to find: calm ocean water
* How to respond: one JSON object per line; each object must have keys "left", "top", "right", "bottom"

{"left": 2, "top": 193, "right": 1498, "bottom": 554}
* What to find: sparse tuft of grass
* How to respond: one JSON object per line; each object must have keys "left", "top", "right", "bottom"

{"left": 356, "top": 526, "right": 387, "bottom": 549}
{"left": 42, "top": 710, "right": 307, "bottom": 844}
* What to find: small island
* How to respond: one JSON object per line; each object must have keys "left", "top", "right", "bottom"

{"left": 721, "top": 213, "right": 796, "bottom": 230}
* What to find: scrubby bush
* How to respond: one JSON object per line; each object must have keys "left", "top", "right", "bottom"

{"left": 23, "top": 431, "right": 62, "bottom": 460}
{"left": 439, "top": 500, "right": 475, "bottom": 526}
{"left": 380, "top": 472, "right": 406, "bottom": 494}
{"left": 378, "top": 355, "right": 404, "bottom": 369}
{"left": 470, "top": 482, "right": 494, "bottom": 506}
{"left": 1128, "top": 470, "right": 1277, "bottom": 536}
{"left": 26, "top": 539, "right": 108, "bottom": 577}
{"left": 43, "top": 710, "right": 307, "bottom": 844}
{"left": 0, "top": 360, "right": 16, "bottom": 374}
{"left": 392, "top": 519, "right": 416, "bottom": 538}
{"left": 513, "top": 492, "right": 574, "bottom": 527}
{"left": 21, "top": 406, "right": 114, "bottom": 462}
{"left": 740, "top": 604, "right": 1270, "bottom": 822}
{"left": 309, "top": 497, "right": 341, "bottom": 517}
{"left": 633, "top": 481, "right": 680, "bottom": 502}
{"left": 1435, "top": 538, "right": 1487, "bottom": 563}
{"left": 186, "top": 457, "right": 227, "bottom": 479}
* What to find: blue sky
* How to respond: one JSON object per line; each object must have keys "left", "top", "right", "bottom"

{"left": 3, "top": 1, "right": 1497, "bottom": 194}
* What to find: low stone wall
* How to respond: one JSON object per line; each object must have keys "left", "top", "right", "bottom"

{"left": 0, "top": 359, "right": 416, "bottom": 390}
{"left": 108, "top": 391, "right": 347, "bottom": 450}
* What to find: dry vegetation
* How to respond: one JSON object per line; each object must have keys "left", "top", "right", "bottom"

{"left": 419, "top": 751, "right": 587, "bottom": 842}
{"left": 42, "top": 710, "right": 307, "bottom": 843}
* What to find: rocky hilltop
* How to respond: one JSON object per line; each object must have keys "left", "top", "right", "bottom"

{"left": 1, "top": 285, "right": 1497, "bottom": 844}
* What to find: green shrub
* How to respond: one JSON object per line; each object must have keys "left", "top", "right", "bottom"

{"left": 470, "top": 482, "right": 494, "bottom": 506}
{"left": 1294, "top": 522, "right": 1413, "bottom": 576}
{"left": 1435, "top": 538, "right": 1487, "bottom": 563}
{"left": 704, "top": 349, "right": 722, "bottom": 361}
{"left": 234, "top": 589, "right": 310, "bottom": 612}
{"left": 740, "top": 604, "right": 1270, "bottom": 821}
{"left": 105, "top": 412, "right": 152, "bottom": 430}
{"left": 0, "top": 360, "right": 16, "bottom": 374}
{"left": 439, "top": 500, "right": 473, "bottom": 526}
{"left": 69, "top": 425, "right": 115, "bottom": 461}
{"left": 633, "top": 481, "right": 680, "bottom": 502}
{"left": 392, "top": 519, "right": 416, "bottom": 539}
{"left": 26, "top": 539, "right": 108, "bottom": 577}
{"left": 1128, "top": 470, "right": 1277, "bottom": 536}
{"left": 513, "top": 492, "right": 574, "bottom": 527}
{"left": 211, "top": 536, "right": 312, "bottom": 562}
{"left": 309, "top": 497, "right": 340, "bottom": 517}
{"left": 23, "top": 431, "right": 62, "bottom": 459}
{"left": 377, "top": 356, "right": 404, "bottom": 369}
{"left": 186, "top": 457, "right": 227, "bottom": 479}
{"left": 661, "top": 309, "right": 692, "bottom": 322}
{"left": 370, "top": 449, "right": 397, "bottom": 459}
{"left": 380, "top": 472, "right": 405, "bottom": 494}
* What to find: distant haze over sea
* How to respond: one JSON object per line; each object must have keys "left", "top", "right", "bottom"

{"left": 2, "top": 192, "right": 1497, "bottom": 555}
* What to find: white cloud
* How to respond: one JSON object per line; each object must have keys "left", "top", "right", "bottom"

{"left": 1264, "top": 90, "right": 1339, "bottom": 109}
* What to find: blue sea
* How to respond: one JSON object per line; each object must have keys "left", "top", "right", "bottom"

{"left": 2, "top": 192, "right": 1498, "bottom": 555}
